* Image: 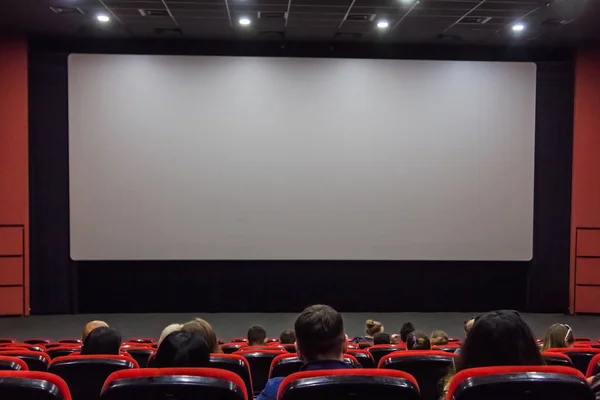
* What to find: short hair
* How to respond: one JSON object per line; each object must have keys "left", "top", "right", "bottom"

{"left": 159, "top": 323, "right": 183, "bottom": 345}
{"left": 81, "top": 327, "right": 121, "bottom": 355}
{"left": 365, "top": 319, "right": 384, "bottom": 337}
{"left": 295, "top": 304, "right": 344, "bottom": 361}
{"left": 400, "top": 322, "right": 415, "bottom": 342}
{"left": 81, "top": 320, "right": 108, "bottom": 341}
{"left": 373, "top": 332, "right": 391, "bottom": 345}
{"left": 155, "top": 331, "right": 210, "bottom": 368}
{"left": 280, "top": 329, "right": 296, "bottom": 344}
{"left": 181, "top": 318, "right": 221, "bottom": 353}
{"left": 247, "top": 325, "right": 267, "bottom": 346}
{"left": 430, "top": 330, "right": 449, "bottom": 346}
{"left": 406, "top": 331, "right": 431, "bottom": 350}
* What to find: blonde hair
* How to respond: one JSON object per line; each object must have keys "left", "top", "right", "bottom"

{"left": 365, "top": 319, "right": 384, "bottom": 337}
{"left": 158, "top": 323, "right": 183, "bottom": 345}
{"left": 181, "top": 318, "right": 222, "bottom": 353}
{"left": 430, "top": 330, "right": 449, "bottom": 346}
{"left": 541, "top": 323, "right": 574, "bottom": 351}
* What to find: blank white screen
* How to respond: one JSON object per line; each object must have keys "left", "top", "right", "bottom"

{"left": 68, "top": 54, "right": 536, "bottom": 261}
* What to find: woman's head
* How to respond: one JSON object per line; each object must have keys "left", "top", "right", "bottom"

{"left": 430, "top": 330, "right": 449, "bottom": 346}
{"left": 155, "top": 331, "right": 210, "bottom": 368}
{"left": 542, "top": 323, "right": 574, "bottom": 351}
{"left": 457, "top": 310, "right": 543, "bottom": 371}
{"left": 365, "top": 320, "right": 384, "bottom": 337}
{"left": 81, "top": 327, "right": 121, "bottom": 355}
{"left": 181, "top": 318, "right": 221, "bottom": 353}
{"left": 159, "top": 323, "right": 183, "bottom": 345}
{"left": 400, "top": 322, "right": 415, "bottom": 342}
{"left": 407, "top": 331, "right": 431, "bottom": 350}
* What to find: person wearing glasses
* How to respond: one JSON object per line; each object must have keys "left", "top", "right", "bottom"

{"left": 541, "top": 323, "right": 575, "bottom": 351}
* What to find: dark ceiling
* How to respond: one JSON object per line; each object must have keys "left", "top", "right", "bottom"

{"left": 1, "top": 0, "right": 599, "bottom": 44}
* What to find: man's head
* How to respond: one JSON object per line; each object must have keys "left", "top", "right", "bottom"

{"left": 294, "top": 304, "right": 346, "bottom": 362}
{"left": 82, "top": 320, "right": 109, "bottom": 341}
{"left": 400, "top": 322, "right": 415, "bottom": 343}
{"left": 81, "top": 327, "right": 121, "bottom": 355}
{"left": 373, "top": 332, "right": 391, "bottom": 345}
{"left": 247, "top": 325, "right": 267, "bottom": 346}
{"left": 279, "top": 329, "right": 296, "bottom": 344}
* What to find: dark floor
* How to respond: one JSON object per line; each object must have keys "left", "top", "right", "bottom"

{"left": 1, "top": 312, "right": 600, "bottom": 342}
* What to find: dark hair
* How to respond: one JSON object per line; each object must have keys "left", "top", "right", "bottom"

{"left": 373, "top": 332, "right": 391, "bottom": 345}
{"left": 155, "top": 331, "right": 210, "bottom": 368}
{"left": 456, "top": 310, "right": 543, "bottom": 370}
{"left": 406, "top": 331, "right": 431, "bottom": 350}
{"left": 400, "top": 322, "right": 415, "bottom": 342}
{"left": 81, "top": 327, "right": 121, "bottom": 355}
{"left": 247, "top": 325, "right": 267, "bottom": 346}
{"left": 280, "top": 329, "right": 296, "bottom": 344}
{"left": 295, "top": 304, "right": 344, "bottom": 361}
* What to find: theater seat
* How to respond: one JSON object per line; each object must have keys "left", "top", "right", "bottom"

{"left": 278, "top": 369, "right": 420, "bottom": 400}
{"left": 542, "top": 352, "right": 574, "bottom": 367}
{"left": 281, "top": 344, "right": 296, "bottom": 353}
{"left": 209, "top": 353, "right": 253, "bottom": 400}
{"left": 585, "top": 353, "right": 600, "bottom": 377}
{"left": 346, "top": 349, "right": 376, "bottom": 368}
{"left": 546, "top": 348, "right": 600, "bottom": 374}
{"left": 446, "top": 365, "right": 592, "bottom": 400}
{"left": 2, "top": 343, "right": 46, "bottom": 352}
{"left": 269, "top": 354, "right": 360, "bottom": 379}
{"left": 380, "top": 350, "right": 458, "bottom": 400}
{"left": 221, "top": 343, "right": 248, "bottom": 354}
{"left": 432, "top": 345, "right": 459, "bottom": 353}
{"left": 366, "top": 344, "right": 404, "bottom": 366}
{"left": 235, "top": 349, "right": 284, "bottom": 394}
{"left": 0, "top": 371, "right": 72, "bottom": 400}
{"left": 100, "top": 368, "right": 247, "bottom": 400}
{"left": 238, "top": 346, "right": 286, "bottom": 352}
{"left": 0, "top": 355, "right": 28, "bottom": 370}
{"left": 24, "top": 339, "right": 52, "bottom": 345}
{"left": 47, "top": 346, "right": 81, "bottom": 359}
{"left": 232, "top": 338, "right": 248, "bottom": 343}
{"left": 0, "top": 350, "right": 50, "bottom": 371}
{"left": 0, "top": 339, "right": 16, "bottom": 344}
{"left": 49, "top": 355, "right": 138, "bottom": 400}
{"left": 121, "top": 348, "right": 154, "bottom": 368}
{"left": 357, "top": 342, "right": 372, "bottom": 349}
{"left": 59, "top": 339, "right": 82, "bottom": 344}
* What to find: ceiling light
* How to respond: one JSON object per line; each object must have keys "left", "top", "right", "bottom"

{"left": 239, "top": 17, "right": 251, "bottom": 25}
{"left": 377, "top": 21, "right": 389, "bottom": 28}
{"left": 512, "top": 23, "right": 525, "bottom": 32}
{"left": 97, "top": 14, "right": 110, "bottom": 22}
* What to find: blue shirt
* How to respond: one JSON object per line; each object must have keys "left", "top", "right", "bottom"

{"left": 256, "top": 360, "right": 352, "bottom": 400}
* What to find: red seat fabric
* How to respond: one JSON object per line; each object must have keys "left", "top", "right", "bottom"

{"left": 446, "top": 366, "right": 590, "bottom": 400}
{"left": 346, "top": 349, "right": 376, "bottom": 368}
{"left": 58, "top": 339, "right": 82, "bottom": 344}
{"left": 24, "top": 339, "right": 52, "bottom": 345}
{"left": 586, "top": 353, "right": 600, "bottom": 377}
{"left": 269, "top": 354, "right": 302, "bottom": 379}
{"left": 0, "top": 339, "right": 17, "bottom": 344}
{"left": 546, "top": 348, "right": 600, "bottom": 374}
{"left": 235, "top": 349, "right": 286, "bottom": 395}
{"left": 542, "top": 351, "right": 574, "bottom": 367}
{"left": 0, "top": 370, "right": 72, "bottom": 400}
{"left": 366, "top": 344, "right": 405, "bottom": 365}
{"left": 47, "top": 346, "right": 82, "bottom": 359}
{"left": 277, "top": 369, "right": 420, "bottom": 400}
{"left": 120, "top": 348, "right": 154, "bottom": 368}
{"left": 1, "top": 344, "right": 46, "bottom": 352}
{"left": 0, "top": 355, "right": 28, "bottom": 370}
{"left": 101, "top": 367, "right": 247, "bottom": 400}
{"left": 126, "top": 338, "right": 155, "bottom": 345}
{"left": 210, "top": 353, "right": 253, "bottom": 399}
{"left": 232, "top": 338, "right": 248, "bottom": 343}
{"left": 0, "top": 350, "right": 51, "bottom": 371}
{"left": 221, "top": 342, "right": 248, "bottom": 354}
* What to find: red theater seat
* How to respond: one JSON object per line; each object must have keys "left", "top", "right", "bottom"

{"left": 100, "top": 368, "right": 247, "bottom": 400}
{"left": 281, "top": 344, "right": 296, "bottom": 353}
{"left": 232, "top": 338, "right": 248, "bottom": 343}
{"left": 0, "top": 339, "right": 16, "bottom": 344}
{"left": 0, "top": 350, "right": 50, "bottom": 371}
{"left": 235, "top": 349, "right": 285, "bottom": 395}
{"left": 269, "top": 354, "right": 360, "bottom": 380}
{"left": 49, "top": 355, "right": 138, "bottom": 400}
{"left": 238, "top": 346, "right": 286, "bottom": 352}
{"left": 542, "top": 351, "right": 574, "bottom": 367}
{"left": 277, "top": 369, "right": 420, "bottom": 400}
{"left": 1, "top": 343, "right": 46, "bottom": 352}
{"left": 346, "top": 349, "right": 376, "bottom": 368}
{"left": 59, "top": 339, "right": 82, "bottom": 344}
{"left": 46, "top": 343, "right": 80, "bottom": 349}
{"left": 266, "top": 338, "right": 280, "bottom": 343}
{"left": 0, "top": 355, "right": 28, "bottom": 370}
{"left": 221, "top": 342, "right": 248, "bottom": 354}
{"left": 24, "top": 339, "right": 52, "bottom": 345}
{"left": 576, "top": 337, "right": 592, "bottom": 342}
{"left": 432, "top": 345, "right": 459, "bottom": 353}
{"left": 447, "top": 338, "right": 461, "bottom": 343}
{"left": 379, "top": 350, "right": 458, "bottom": 400}
{"left": 445, "top": 366, "right": 592, "bottom": 400}
{"left": 121, "top": 347, "right": 154, "bottom": 368}
{"left": 126, "top": 338, "right": 155, "bottom": 345}
{"left": 0, "top": 371, "right": 72, "bottom": 400}
{"left": 546, "top": 348, "right": 600, "bottom": 374}
{"left": 366, "top": 344, "right": 404, "bottom": 365}
{"left": 47, "top": 346, "right": 81, "bottom": 359}
{"left": 210, "top": 353, "right": 253, "bottom": 400}
{"left": 586, "top": 353, "right": 600, "bottom": 377}
{"left": 357, "top": 342, "right": 372, "bottom": 349}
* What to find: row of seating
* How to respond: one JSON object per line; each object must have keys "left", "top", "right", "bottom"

{"left": 0, "top": 365, "right": 594, "bottom": 400}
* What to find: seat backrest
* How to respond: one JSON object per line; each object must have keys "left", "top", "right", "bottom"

{"left": 281, "top": 344, "right": 296, "bottom": 353}
{"left": 380, "top": 350, "right": 457, "bottom": 400}
{"left": 586, "top": 353, "right": 600, "bottom": 377}
{"left": 231, "top": 338, "right": 248, "bottom": 343}
{"left": 366, "top": 345, "right": 404, "bottom": 365}
{"left": 221, "top": 343, "right": 248, "bottom": 354}
{"left": 2, "top": 344, "right": 46, "bottom": 352}
{"left": 542, "top": 352, "right": 574, "bottom": 367}
{"left": 346, "top": 350, "right": 376, "bottom": 368}
{"left": 0, "top": 339, "right": 16, "bottom": 344}
{"left": 269, "top": 354, "right": 303, "bottom": 379}
{"left": 101, "top": 367, "right": 247, "bottom": 400}
{"left": 278, "top": 369, "right": 420, "bottom": 400}
{"left": 357, "top": 342, "right": 372, "bottom": 349}
{"left": 0, "top": 355, "right": 28, "bottom": 370}
{"left": 446, "top": 365, "right": 593, "bottom": 400}
{"left": 126, "top": 338, "right": 155, "bottom": 345}
{"left": 235, "top": 350, "right": 284, "bottom": 394}
{"left": 432, "top": 346, "right": 459, "bottom": 354}
{"left": 49, "top": 355, "right": 138, "bottom": 400}
{"left": 58, "top": 339, "right": 82, "bottom": 345}
{"left": 209, "top": 353, "right": 253, "bottom": 400}
{"left": 47, "top": 347, "right": 82, "bottom": 359}
{"left": 0, "top": 350, "right": 50, "bottom": 371}
{"left": 546, "top": 348, "right": 600, "bottom": 374}
{"left": 24, "top": 339, "right": 52, "bottom": 345}
{"left": 121, "top": 348, "right": 154, "bottom": 368}
{"left": 0, "top": 370, "right": 72, "bottom": 400}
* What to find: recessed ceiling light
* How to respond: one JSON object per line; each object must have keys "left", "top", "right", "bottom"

{"left": 512, "top": 23, "right": 525, "bottom": 32}
{"left": 377, "top": 21, "right": 389, "bottom": 28}
{"left": 239, "top": 17, "right": 251, "bottom": 25}
{"left": 97, "top": 14, "right": 110, "bottom": 22}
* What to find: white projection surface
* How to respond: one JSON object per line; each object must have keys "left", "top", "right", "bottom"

{"left": 68, "top": 54, "right": 536, "bottom": 261}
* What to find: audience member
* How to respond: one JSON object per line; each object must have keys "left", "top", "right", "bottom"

{"left": 352, "top": 319, "right": 384, "bottom": 343}
{"left": 400, "top": 321, "right": 415, "bottom": 342}
{"left": 247, "top": 325, "right": 267, "bottom": 346}
{"left": 181, "top": 318, "right": 222, "bottom": 353}
{"left": 81, "top": 320, "right": 108, "bottom": 341}
{"left": 406, "top": 331, "right": 431, "bottom": 350}
{"left": 373, "top": 332, "right": 391, "bottom": 345}
{"left": 81, "top": 326, "right": 121, "bottom": 355}
{"left": 155, "top": 331, "right": 210, "bottom": 368}
{"left": 430, "top": 330, "right": 449, "bottom": 346}
{"left": 541, "top": 323, "right": 575, "bottom": 351}
{"left": 257, "top": 304, "right": 350, "bottom": 400}
{"left": 159, "top": 323, "right": 183, "bottom": 345}
{"left": 279, "top": 329, "right": 296, "bottom": 344}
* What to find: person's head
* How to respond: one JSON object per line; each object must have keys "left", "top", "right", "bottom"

{"left": 155, "top": 331, "right": 210, "bottom": 368}
{"left": 400, "top": 322, "right": 415, "bottom": 342}
{"left": 406, "top": 331, "right": 431, "bottom": 350}
{"left": 247, "top": 325, "right": 267, "bottom": 346}
{"left": 181, "top": 318, "right": 221, "bottom": 353}
{"left": 82, "top": 320, "right": 109, "bottom": 341}
{"left": 159, "top": 323, "right": 183, "bottom": 345}
{"left": 373, "top": 332, "right": 391, "bottom": 345}
{"left": 280, "top": 329, "right": 296, "bottom": 345}
{"left": 464, "top": 318, "right": 475, "bottom": 336}
{"left": 430, "top": 330, "right": 449, "bottom": 346}
{"left": 541, "top": 323, "right": 575, "bottom": 351}
{"left": 81, "top": 327, "right": 121, "bottom": 355}
{"left": 365, "top": 319, "right": 384, "bottom": 337}
{"left": 295, "top": 304, "right": 346, "bottom": 363}
{"left": 456, "top": 310, "right": 543, "bottom": 371}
